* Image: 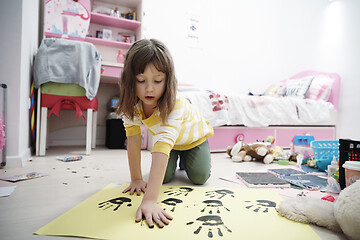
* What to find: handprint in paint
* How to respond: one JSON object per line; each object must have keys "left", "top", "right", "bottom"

{"left": 205, "top": 189, "right": 235, "bottom": 199}
{"left": 98, "top": 197, "right": 132, "bottom": 211}
{"left": 164, "top": 187, "right": 194, "bottom": 197}
{"left": 201, "top": 200, "right": 230, "bottom": 214}
{"left": 187, "top": 215, "right": 232, "bottom": 238}
{"left": 244, "top": 200, "right": 276, "bottom": 213}
{"left": 161, "top": 198, "right": 183, "bottom": 212}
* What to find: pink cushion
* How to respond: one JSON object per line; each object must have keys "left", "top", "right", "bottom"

{"left": 282, "top": 76, "right": 314, "bottom": 98}
{"left": 288, "top": 71, "right": 341, "bottom": 109}
{"left": 41, "top": 94, "right": 98, "bottom": 120}
{"left": 305, "top": 75, "right": 334, "bottom": 101}
{"left": 41, "top": 94, "right": 98, "bottom": 110}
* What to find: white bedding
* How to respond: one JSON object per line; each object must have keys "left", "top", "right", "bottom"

{"left": 179, "top": 91, "right": 336, "bottom": 127}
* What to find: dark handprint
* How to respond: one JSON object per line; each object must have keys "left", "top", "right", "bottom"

{"left": 164, "top": 187, "right": 194, "bottom": 197}
{"left": 161, "top": 198, "right": 183, "bottom": 212}
{"left": 201, "top": 200, "right": 230, "bottom": 214}
{"left": 98, "top": 197, "right": 132, "bottom": 211}
{"left": 205, "top": 189, "right": 235, "bottom": 199}
{"left": 245, "top": 200, "right": 276, "bottom": 213}
{"left": 187, "top": 215, "right": 232, "bottom": 238}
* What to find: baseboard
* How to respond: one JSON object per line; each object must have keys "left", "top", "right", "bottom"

{"left": 4, "top": 147, "right": 32, "bottom": 168}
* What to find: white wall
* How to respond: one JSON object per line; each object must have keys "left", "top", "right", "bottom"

{"left": 142, "top": 0, "right": 360, "bottom": 140}
{"left": 0, "top": 0, "right": 39, "bottom": 167}
{"left": 1, "top": 0, "right": 358, "bottom": 168}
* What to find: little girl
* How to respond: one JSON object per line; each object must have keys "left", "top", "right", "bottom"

{"left": 117, "top": 39, "right": 213, "bottom": 228}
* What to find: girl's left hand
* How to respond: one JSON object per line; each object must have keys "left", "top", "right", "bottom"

{"left": 122, "top": 180, "right": 147, "bottom": 196}
{"left": 135, "top": 199, "right": 173, "bottom": 228}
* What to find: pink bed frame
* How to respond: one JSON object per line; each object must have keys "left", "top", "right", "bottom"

{"left": 289, "top": 70, "right": 341, "bottom": 109}
{"left": 207, "top": 70, "right": 341, "bottom": 152}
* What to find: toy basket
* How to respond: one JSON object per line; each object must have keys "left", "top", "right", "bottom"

{"left": 311, "top": 140, "right": 339, "bottom": 171}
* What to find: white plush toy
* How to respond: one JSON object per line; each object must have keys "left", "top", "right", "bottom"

{"left": 278, "top": 180, "right": 360, "bottom": 240}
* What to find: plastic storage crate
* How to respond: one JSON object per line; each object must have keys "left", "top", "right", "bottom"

{"left": 339, "top": 139, "right": 360, "bottom": 189}
{"left": 311, "top": 140, "right": 339, "bottom": 171}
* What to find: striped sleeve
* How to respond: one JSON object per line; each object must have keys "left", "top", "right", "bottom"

{"left": 122, "top": 114, "right": 142, "bottom": 137}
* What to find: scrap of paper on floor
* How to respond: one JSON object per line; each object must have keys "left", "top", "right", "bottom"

{"left": 0, "top": 186, "right": 16, "bottom": 197}
{"left": 220, "top": 174, "right": 332, "bottom": 199}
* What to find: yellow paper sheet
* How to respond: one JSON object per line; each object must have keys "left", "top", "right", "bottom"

{"left": 35, "top": 184, "right": 320, "bottom": 240}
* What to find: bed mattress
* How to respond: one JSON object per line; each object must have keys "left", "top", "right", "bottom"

{"left": 179, "top": 91, "right": 337, "bottom": 127}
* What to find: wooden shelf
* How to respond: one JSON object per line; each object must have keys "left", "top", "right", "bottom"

{"left": 85, "top": 37, "right": 132, "bottom": 49}
{"left": 90, "top": 12, "right": 141, "bottom": 30}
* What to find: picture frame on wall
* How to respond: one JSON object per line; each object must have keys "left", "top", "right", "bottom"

{"left": 102, "top": 29, "right": 112, "bottom": 40}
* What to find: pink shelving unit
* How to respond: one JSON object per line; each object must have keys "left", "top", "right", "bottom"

{"left": 101, "top": 65, "right": 123, "bottom": 79}
{"left": 44, "top": 32, "right": 85, "bottom": 41}
{"left": 85, "top": 36, "right": 132, "bottom": 49}
{"left": 90, "top": 12, "right": 141, "bottom": 30}
{"left": 85, "top": 12, "right": 141, "bottom": 77}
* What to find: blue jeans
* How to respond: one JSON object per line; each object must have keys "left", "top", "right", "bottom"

{"left": 163, "top": 140, "right": 211, "bottom": 185}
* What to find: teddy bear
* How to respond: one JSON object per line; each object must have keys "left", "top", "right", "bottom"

{"left": 226, "top": 141, "right": 274, "bottom": 164}
{"left": 278, "top": 180, "right": 360, "bottom": 240}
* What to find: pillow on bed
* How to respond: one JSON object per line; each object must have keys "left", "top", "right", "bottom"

{"left": 283, "top": 76, "right": 314, "bottom": 98}
{"left": 264, "top": 84, "right": 279, "bottom": 96}
{"left": 305, "top": 75, "right": 334, "bottom": 101}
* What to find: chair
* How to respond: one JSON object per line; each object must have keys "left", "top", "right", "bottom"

{"left": 38, "top": 82, "right": 98, "bottom": 156}
{"left": 35, "top": 0, "right": 99, "bottom": 156}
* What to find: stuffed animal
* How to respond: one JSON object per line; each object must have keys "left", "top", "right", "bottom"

{"left": 278, "top": 180, "right": 360, "bottom": 240}
{"left": 226, "top": 141, "right": 274, "bottom": 164}
{"left": 269, "top": 145, "right": 284, "bottom": 159}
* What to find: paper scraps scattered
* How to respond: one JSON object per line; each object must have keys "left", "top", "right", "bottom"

{"left": 0, "top": 172, "right": 48, "bottom": 182}
{"left": 220, "top": 175, "right": 336, "bottom": 199}
{"left": 56, "top": 155, "right": 83, "bottom": 162}
{"left": 0, "top": 186, "right": 16, "bottom": 197}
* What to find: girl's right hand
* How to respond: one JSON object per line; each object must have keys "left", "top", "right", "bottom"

{"left": 122, "top": 180, "right": 147, "bottom": 196}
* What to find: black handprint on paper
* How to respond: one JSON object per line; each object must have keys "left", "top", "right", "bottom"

{"left": 201, "top": 200, "right": 230, "bottom": 214}
{"left": 164, "top": 187, "right": 194, "bottom": 197}
{"left": 205, "top": 189, "right": 235, "bottom": 199}
{"left": 187, "top": 215, "right": 232, "bottom": 238}
{"left": 98, "top": 197, "right": 132, "bottom": 211}
{"left": 245, "top": 200, "right": 276, "bottom": 213}
{"left": 161, "top": 198, "right": 183, "bottom": 212}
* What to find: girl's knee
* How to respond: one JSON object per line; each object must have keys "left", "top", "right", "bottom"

{"left": 163, "top": 172, "right": 174, "bottom": 184}
{"left": 188, "top": 170, "right": 210, "bottom": 185}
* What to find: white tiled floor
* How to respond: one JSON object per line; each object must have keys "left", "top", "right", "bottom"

{"left": 0, "top": 146, "right": 346, "bottom": 240}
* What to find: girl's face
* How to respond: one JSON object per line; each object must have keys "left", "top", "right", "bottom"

{"left": 135, "top": 63, "right": 166, "bottom": 114}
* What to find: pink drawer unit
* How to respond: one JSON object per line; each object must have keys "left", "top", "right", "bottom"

{"left": 208, "top": 127, "right": 275, "bottom": 152}
{"left": 275, "top": 127, "right": 335, "bottom": 148}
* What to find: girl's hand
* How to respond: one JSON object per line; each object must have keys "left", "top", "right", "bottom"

{"left": 122, "top": 180, "right": 147, "bottom": 196}
{"left": 136, "top": 199, "right": 173, "bottom": 228}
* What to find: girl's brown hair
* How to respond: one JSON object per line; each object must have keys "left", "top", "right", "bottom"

{"left": 116, "top": 39, "right": 177, "bottom": 123}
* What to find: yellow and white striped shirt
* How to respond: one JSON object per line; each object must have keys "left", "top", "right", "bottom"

{"left": 123, "top": 96, "right": 214, "bottom": 156}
